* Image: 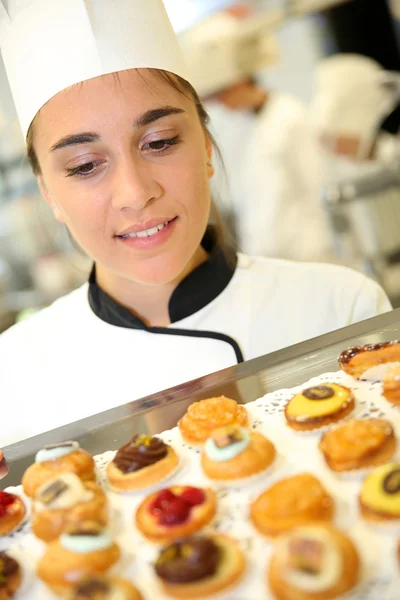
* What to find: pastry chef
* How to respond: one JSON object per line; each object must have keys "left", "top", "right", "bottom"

{"left": 0, "top": 0, "right": 392, "bottom": 446}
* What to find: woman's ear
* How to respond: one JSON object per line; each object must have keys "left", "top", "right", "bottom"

{"left": 37, "top": 176, "right": 64, "bottom": 223}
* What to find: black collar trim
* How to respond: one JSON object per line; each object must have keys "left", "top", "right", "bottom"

{"left": 88, "top": 228, "right": 237, "bottom": 330}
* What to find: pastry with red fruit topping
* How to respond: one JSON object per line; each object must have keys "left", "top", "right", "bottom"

{"left": 135, "top": 485, "right": 217, "bottom": 543}
{"left": 0, "top": 490, "right": 26, "bottom": 536}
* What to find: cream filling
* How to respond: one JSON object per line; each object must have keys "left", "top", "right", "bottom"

{"left": 35, "top": 441, "right": 80, "bottom": 463}
{"left": 34, "top": 473, "right": 93, "bottom": 512}
{"left": 277, "top": 527, "right": 342, "bottom": 592}
{"left": 60, "top": 530, "right": 112, "bottom": 554}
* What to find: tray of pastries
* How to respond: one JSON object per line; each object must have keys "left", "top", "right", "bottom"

{"left": 1, "top": 344, "right": 400, "bottom": 599}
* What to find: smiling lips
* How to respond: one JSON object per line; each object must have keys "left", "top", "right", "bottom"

{"left": 117, "top": 217, "right": 176, "bottom": 239}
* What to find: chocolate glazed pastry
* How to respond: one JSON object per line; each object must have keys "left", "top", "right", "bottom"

{"left": 0, "top": 551, "right": 21, "bottom": 598}
{"left": 113, "top": 435, "right": 168, "bottom": 474}
{"left": 155, "top": 537, "right": 220, "bottom": 583}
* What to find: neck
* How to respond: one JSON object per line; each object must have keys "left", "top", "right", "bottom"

{"left": 95, "top": 245, "right": 208, "bottom": 327}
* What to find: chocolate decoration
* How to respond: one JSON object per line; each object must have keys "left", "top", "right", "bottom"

{"left": 155, "top": 537, "right": 221, "bottom": 584}
{"left": 303, "top": 386, "right": 335, "bottom": 400}
{"left": 43, "top": 440, "right": 76, "bottom": 450}
{"left": 67, "top": 520, "right": 103, "bottom": 536}
{"left": 73, "top": 577, "right": 110, "bottom": 599}
{"left": 113, "top": 434, "right": 168, "bottom": 474}
{"left": 339, "top": 341, "right": 399, "bottom": 364}
{"left": 0, "top": 552, "right": 19, "bottom": 588}
{"left": 39, "top": 479, "right": 68, "bottom": 505}
{"left": 383, "top": 468, "right": 400, "bottom": 494}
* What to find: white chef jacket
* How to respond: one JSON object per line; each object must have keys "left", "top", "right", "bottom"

{"left": 0, "top": 244, "right": 391, "bottom": 447}
{"left": 208, "top": 93, "right": 334, "bottom": 262}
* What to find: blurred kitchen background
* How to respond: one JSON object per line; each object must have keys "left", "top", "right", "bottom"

{"left": 0, "top": 0, "right": 399, "bottom": 332}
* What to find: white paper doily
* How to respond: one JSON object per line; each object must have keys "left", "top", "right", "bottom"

{"left": 1, "top": 370, "right": 400, "bottom": 599}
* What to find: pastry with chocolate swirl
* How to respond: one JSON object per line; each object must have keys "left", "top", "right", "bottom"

{"left": 107, "top": 434, "right": 179, "bottom": 492}
{"left": 0, "top": 551, "right": 22, "bottom": 598}
{"left": 338, "top": 340, "right": 400, "bottom": 380}
{"left": 67, "top": 575, "right": 143, "bottom": 600}
{"left": 154, "top": 534, "right": 245, "bottom": 599}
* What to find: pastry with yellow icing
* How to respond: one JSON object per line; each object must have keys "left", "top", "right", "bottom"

{"left": 178, "top": 396, "right": 248, "bottom": 446}
{"left": 32, "top": 473, "right": 108, "bottom": 542}
{"left": 66, "top": 575, "right": 143, "bottom": 600}
{"left": 285, "top": 384, "right": 355, "bottom": 432}
{"left": 319, "top": 419, "right": 396, "bottom": 473}
{"left": 267, "top": 524, "right": 360, "bottom": 600}
{"left": 250, "top": 473, "right": 335, "bottom": 538}
{"left": 359, "top": 463, "right": 400, "bottom": 522}
{"left": 201, "top": 425, "right": 276, "bottom": 482}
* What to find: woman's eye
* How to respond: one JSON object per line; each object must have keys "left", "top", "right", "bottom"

{"left": 144, "top": 135, "right": 181, "bottom": 153}
{"left": 66, "top": 161, "right": 100, "bottom": 178}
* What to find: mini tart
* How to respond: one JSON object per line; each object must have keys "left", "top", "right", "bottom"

{"left": 250, "top": 473, "right": 334, "bottom": 538}
{"left": 383, "top": 364, "right": 400, "bottom": 405}
{"left": 0, "top": 451, "right": 8, "bottom": 479}
{"left": 37, "top": 523, "right": 120, "bottom": 595}
{"left": 32, "top": 474, "right": 108, "bottom": 542}
{"left": 136, "top": 486, "right": 217, "bottom": 543}
{"left": 22, "top": 441, "right": 96, "bottom": 498}
{"left": 0, "top": 490, "right": 26, "bottom": 535}
{"left": 154, "top": 534, "right": 245, "bottom": 599}
{"left": 201, "top": 426, "right": 276, "bottom": 482}
{"left": 0, "top": 552, "right": 22, "bottom": 599}
{"left": 267, "top": 524, "right": 360, "bottom": 600}
{"left": 359, "top": 463, "right": 400, "bottom": 522}
{"left": 338, "top": 340, "right": 400, "bottom": 379}
{"left": 319, "top": 418, "right": 396, "bottom": 473}
{"left": 106, "top": 434, "right": 179, "bottom": 492}
{"left": 178, "top": 396, "right": 248, "bottom": 446}
{"left": 285, "top": 384, "right": 354, "bottom": 432}
{"left": 66, "top": 575, "right": 143, "bottom": 600}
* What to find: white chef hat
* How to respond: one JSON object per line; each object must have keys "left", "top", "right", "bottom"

{"left": 310, "top": 54, "right": 396, "bottom": 138}
{"left": 178, "top": 11, "right": 280, "bottom": 98}
{"left": 0, "top": 0, "right": 190, "bottom": 139}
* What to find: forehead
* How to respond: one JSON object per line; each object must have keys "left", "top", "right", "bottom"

{"left": 34, "top": 69, "right": 194, "bottom": 142}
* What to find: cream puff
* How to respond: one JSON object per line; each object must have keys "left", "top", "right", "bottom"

{"left": 22, "top": 441, "right": 96, "bottom": 498}
{"left": 0, "top": 490, "right": 26, "bottom": 536}
{"left": 37, "top": 521, "right": 120, "bottom": 595}
{"left": 359, "top": 463, "right": 400, "bottom": 522}
{"left": 0, "top": 552, "right": 22, "bottom": 599}
{"left": 201, "top": 425, "right": 276, "bottom": 483}
{"left": 319, "top": 418, "right": 396, "bottom": 473}
{"left": 66, "top": 575, "right": 143, "bottom": 600}
{"left": 339, "top": 340, "right": 400, "bottom": 379}
{"left": 178, "top": 396, "right": 248, "bottom": 446}
{"left": 285, "top": 384, "right": 354, "bottom": 432}
{"left": 268, "top": 524, "right": 360, "bottom": 600}
{"left": 136, "top": 485, "right": 217, "bottom": 543}
{"left": 32, "top": 473, "right": 108, "bottom": 542}
{"left": 383, "top": 364, "right": 400, "bottom": 405}
{"left": 106, "top": 434, "right": 179, "bottom": 492}
{"left": 154, "top": 534, "right": 245, "bottom": 599}
{"left": 251, "top": 473, "right": 335, "bottom": 538}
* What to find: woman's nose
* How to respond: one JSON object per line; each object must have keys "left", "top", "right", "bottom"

{"left": 110, "top": 156, "right": 163, "bottom": 212}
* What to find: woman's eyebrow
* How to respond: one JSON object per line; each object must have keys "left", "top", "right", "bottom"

{"left": 49, "top": 106, "right": 185, "bottom": 152}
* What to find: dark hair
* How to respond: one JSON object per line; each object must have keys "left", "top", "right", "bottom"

{"left": 26, "top": 68, "right": 234, "bottom": 260}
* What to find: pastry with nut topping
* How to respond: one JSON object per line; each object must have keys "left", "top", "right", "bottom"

{"left": 285, "top": 384, "right": 355, "bottom": 432}
{"left": 66, "top": 575, "right": 143, "bottom": 600}
{"left": 251, "top": 474, "right": 335, "bottom": 538}
{"left": 106, "top": 434, "right": 179, "bottom": 491}
{"left": 319, "top": 418, "right": 396, "bottom": 473}
{"left": 154, "top": 534, "right": 245, "bottom": 598}
{"left": 22, "top": 441, "right": 96, "bottom": 498}
{"left": 0, "top": 552, "right": 22, "bottom": 599}
{"left": 359, "top": 463, "right": 400, "bottom": 523}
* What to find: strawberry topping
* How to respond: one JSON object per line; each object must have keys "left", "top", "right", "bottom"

{"left": 149, "top": 486, "right": 206, "bottom": 527}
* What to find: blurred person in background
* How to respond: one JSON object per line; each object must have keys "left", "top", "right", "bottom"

{"left": 180, "top": 7, "right": 335, "bottom": 262}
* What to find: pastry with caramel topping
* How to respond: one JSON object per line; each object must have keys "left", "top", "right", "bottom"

{"left": 359, "top": 463, "right": 400, "bottom": 523}
{"left": 268, "top": 524, "right": 360, "bottom": 600}
{"left": 319, "top": 419, "right": 396, "bottom": 473}
{"left": 66, "top": 575, "right": 143, "bottom": 600}
{"left": 154, "top": 534, "right": 245, "bottom": 598}
{"left": 383, "top": 364, "right": 400, "bottom": 405}
{"left": 178, "top": 396, "right": 248, "bottom": 446}
{"left": 0, "top": 552, "right": 22, "bottom": 598}
{"left": 106, "top": 434, "right": 179, "bottom": 491}
{"left": 37, "top": 521, "right": 120, "bottom": 595}
{"left": 32, "top": 473, "right": 108, "bottom": 542}
{"left": 22, "top": 441, "right": 96, "bottom": 498}
{"left": 136, "top": 485, "right": 217, "bottom": 543}
{"left": 201, "top": 426, "right": 276, "bottom": 483}
{"left": 285, "top": 384, "right": 355, "bottom": 432}
{"left": 338, "top": 340, "right": 400, "bottom": 379}
{"left": 250, "top": 474, "right": 334, "bottom": 537}
{"left": 0, "top": 490, "right": 26, "bottom": 536}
